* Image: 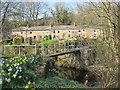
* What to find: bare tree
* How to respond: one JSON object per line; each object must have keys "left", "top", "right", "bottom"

{"left": 22, "top": 2, "right": 48, "bottom": 25}
{"left": 88, "top": 1, "right": 120, "bottom": 88}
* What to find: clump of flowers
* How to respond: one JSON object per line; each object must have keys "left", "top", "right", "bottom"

{"left": 1, "top": 55, "right": 40, "bottom": 88}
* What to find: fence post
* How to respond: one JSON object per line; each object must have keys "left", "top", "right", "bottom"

{"left": 35, "top": 45, "right": 37, "bottom": 55}
{"left": 54, "top": 43, "right": 55, "bottom": 53}
{"left": 4, "top": 45, "right": 6, "bottom": 54}
{"left": 68, "top": 42, "right": 69, "bottom": 50}
{"left": 19, "top": 46, "right": 20, "bottom": 54}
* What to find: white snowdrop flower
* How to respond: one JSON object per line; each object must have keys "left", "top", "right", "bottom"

{"left": 2, "top": 61, "right": 4, "bottom": 63}
{"left": 17, "top": 63, "right": 19, "bottom": 66}
{"left": 13, "top": 74, "right": 17, "bottom": 78}
{"left": 17, "top": 70, "right": 19, "bottom": 72}
{"left": 19, "top": 70, "right": 22, "bottom": 72}
{"left": 19, "top": 67, "right": 22, "bottom": 70}
{"left": 14, "top": 64, "right": 17, "bottom": 66}
{"left": 0, "top": 79, "right": 2, "bottom": 84}
{"left": 0, "top": 63, "right": 2, "bottom": 66}
{"left": 5, "top": 78, "right": 7, "bottom": 81}
{"left": 8, "top": 68, "right": 12, "bottom": 71}
{"left": 15, "top": 70, "right": 19, "bottom": 74}
{"left": 16, "top": 66, "right": 18, "bottom": 69}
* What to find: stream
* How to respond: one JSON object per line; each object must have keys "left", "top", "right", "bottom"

{"left": 47, "top": 65, "right": 102, "bottom": 88}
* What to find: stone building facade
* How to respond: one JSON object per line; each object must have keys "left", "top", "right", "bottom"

{"left": 11, "top": 25, "right": 101, "bottom": 41}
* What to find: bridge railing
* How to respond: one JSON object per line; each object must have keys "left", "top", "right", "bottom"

{"left": 3, "top": 41, "right": 94, "bottom": 55}
{"left": 3, "top": 45, "right": 37, "bottom": 55}
{"left": 38, "top": 41, "right": 92, "bottom": 55}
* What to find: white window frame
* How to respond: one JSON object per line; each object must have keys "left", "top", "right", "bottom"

{"left": 90, "top": 35, "right": 92, "bottom": 38}
{"left": 68, "top": 30, "right": 71, "bottom": 33}
{"left": 94, "top": 34, "right": 96, "bottom": 38}
{"left": 21, "top": 32, "right": 23, "bottom": 34}
{"left": 83, "top": 29, "right": 85, "bottom": 32}
{"left": 58, "top": 30, "right": 60, "bottom": 33}
{"left": 94, "top": 29, "right": 96, "bottom": 33}
{"left": 30, "top": 31, "right": 32, "bottom": 34}
{"left": 78, "top": 30, "right": 81, "bottom": 33}
{"left": 53, "top": 35, "right": 56, "bottom": 38}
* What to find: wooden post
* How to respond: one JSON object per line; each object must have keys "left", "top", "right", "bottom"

{"left": 19, "top": 46, "right": 20, "bottom": 54}
{"left": 74, "top": 50, "right": 85, "bottom": 68}
{"left": 35, "top": 45, "right": 37, "bottom": 55}
{"left": 54, "top": 56, "right": 58, "bottom": 61}
{"left": 4, "top": 45, "right": 6, "bottom": 54}
{"left": 64, "top": 42, "right": 65, "bottom": 52}
{"left": 68, "top": 42, "right": 69, "bottom": 50}
{"left": 54, "top": 43, "right": 55, "bottom": 53}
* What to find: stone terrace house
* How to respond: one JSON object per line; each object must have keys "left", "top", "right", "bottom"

{"left": 11, "top": 25, "right": 101, "bottom": 41}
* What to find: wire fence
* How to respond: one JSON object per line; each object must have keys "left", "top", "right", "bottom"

{"left": 4, "top": 45, "right": 37, "bottom": 55}
{"left": 3, "top": 41, "right": 94, "bottom": 56}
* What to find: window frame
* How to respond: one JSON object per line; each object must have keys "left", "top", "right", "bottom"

{"left": 78, "top": 30, "right": 81, "bottom": 32}
{"left": 94, "top": 29, "right": 96, "bottom": 32}
{"left": 83, "top": 29, "right": 85, "bottom": 32}
{"left": 58, "top": 30, "right": 60, "bottom": 33}
{"left": 21, "top": 32, "right": 23, "bottom": 34}
{"left": 53, "top": 30, "right": 55, "bottom": 33}
{"left": 68, "top": 30, "right": 71, "bottom": 33}
{"left": 94, "top": 34, "right": 96, "bottom": 38}
{"left": 30, "top": 31, "right": 32, "bottom": 34}
{"left": 53, "top": 35, "right": 56, "bottom": 38}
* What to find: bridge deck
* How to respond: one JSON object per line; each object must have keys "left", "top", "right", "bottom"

{"left": 43, "top": 48, "right": 91, "bottom": 57}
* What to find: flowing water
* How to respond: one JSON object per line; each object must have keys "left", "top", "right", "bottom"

{"left": 52, "top": 66, "right": 101, "bottom": 87}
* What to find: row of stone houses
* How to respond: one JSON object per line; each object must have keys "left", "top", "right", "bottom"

{"left": 11, "top": 25, "right": 102, "bottom": 40}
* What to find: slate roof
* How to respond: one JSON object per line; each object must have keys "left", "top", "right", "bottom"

{"left": 12, "top": 25, "right": 100, "bottom": 31}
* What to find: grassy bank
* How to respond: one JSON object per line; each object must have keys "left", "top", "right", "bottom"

{"left": 1, "top": 55, "right": 89, "bottom": 88}
{"left": 35, "top": 76, "right": 88, "bottom": 88}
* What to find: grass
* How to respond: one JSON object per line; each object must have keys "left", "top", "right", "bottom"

{"left": 1, "top": 54, "right": 89, "bottom": 88}
{"left": 35, "top": 76, "right": 89, "bottom": 88}
{"left": 38, "top": 40, "right": 58, "bottom": 46}
{"left": 1, "top": 54, "right": 22, "bottom": 57}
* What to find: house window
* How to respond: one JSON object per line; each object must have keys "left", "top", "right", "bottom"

{"left": 90, "top": 35, "right": 92, "bottom": 38}
{"left": 83, "top": 29, "right": 85, "bottom": 32}
{"left": 21, "top": 32, "right": 23, "bottom": 34}
{"left": 53, "top": 35, "right": 56, "bottom": 38}
{"left": 44, "top": 35, "right": 46, "bottom": 38}
{"left": 58, "top": 36, "right": 60, "bottom": 39}
{"left": 94, "top": 34, "right": 96, "bottom": 38}
{"left": 44, "top": 31, "right": 46, "bottom": 34}
{"left": 30, "top": 32, "right": 32, "bottom": 34}
{"left": 79, "top": 34, "right": 81, "bottom": 37}
{"left": 78, "top": 30, "right": 81, "bottom": 32}
{"left": 68, "top": 34, "right": 70, "bottom": 37}
{"left": 53, "top": 30, "right": 55, "bottom": 33}
{"left": 68, "top": 30, "right": 71, "bottom": 33}
{"left": 94, "top": 29, "right": 96, "bottom": 32}
{"left": 83, "top": 35, "right": 86, "bottom": 38}
{"left": 58, "top": 30, "right": 60, "bottom": 33}
{"left": 34, "top": 36, "right": 36, "bottom": 39}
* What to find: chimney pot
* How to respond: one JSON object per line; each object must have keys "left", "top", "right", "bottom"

{"left": 50, "top": 24, "right": 53, "bottom": 27}
{"left": 74, "top": 22, "right": 77, "bottom": 26}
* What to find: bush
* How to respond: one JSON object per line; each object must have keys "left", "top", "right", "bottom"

{"left": 29, "top": 37, "right": 32, "bottom": 45}
{"left": 1, "top": 55, "right": 40, "bottom": 88}
{"left": 13, "top": 37, "right": 22, "bottom": 45}
{"left": 21, "top": 37, "right": 24, "bottom": 43}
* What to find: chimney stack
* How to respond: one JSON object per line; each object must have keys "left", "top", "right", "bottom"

{"left": 50, "top": 24, "right": 53, "bottom": 27}
{"left": 74, "top": 22, "right": 77, "bottom": 26}
{"left": 27, "top": 21, "right": 31, "bottom": 28}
